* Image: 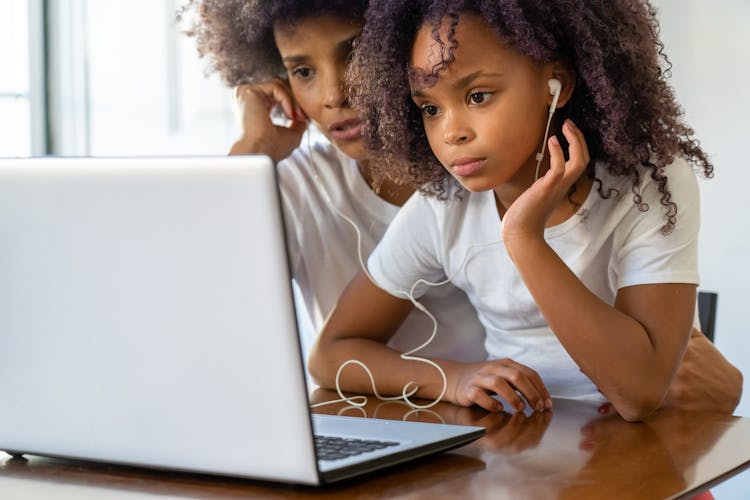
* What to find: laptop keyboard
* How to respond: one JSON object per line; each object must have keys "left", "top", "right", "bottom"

{"left": 314, "top": 435, "right": 400, "bottom": 461}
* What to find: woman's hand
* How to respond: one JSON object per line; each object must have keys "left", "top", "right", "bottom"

{"left": 448, "top": 358, "right": 552, "bottom": 413}
{"left": 502, "top": 119, "right": 590, "bottom": 242}
{"left": 229, "top": 79, "right": 308, "bottom": 163}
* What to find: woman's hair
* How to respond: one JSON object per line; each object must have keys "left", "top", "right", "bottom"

{"left": 349, "top": 0, "right": 713, "bottom": 234}
{"left": 179, "top": 0, "right": 368, "bottom": 86}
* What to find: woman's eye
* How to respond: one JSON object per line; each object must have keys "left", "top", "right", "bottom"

{"left": 469, "top": 92, "right": 491, "bottom": 104}
{"left": 292, "top": 67, "right": 313, "bottom": 79}
{"left": 421, "top": 105, "right": 439, "bottom": 117}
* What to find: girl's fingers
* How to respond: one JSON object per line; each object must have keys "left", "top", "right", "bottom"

{"left": 562, "top": 119, "right": 590, "bottom": 177}
{"left": 502, "top": 360, "right": 550, "bottom": 410}
{"left": 466, "top": 386, "right": 505, "bottom": 412}
{"left": 499, "top": 371, "right": 545, "bottom": 412}
{"left": 480, "top": 375, "right": 526, "bottom": 412}
{"left": 545, "top": 135, "right": 566, "bottom": 185}
{"left": 507, "top": 360, "right": 550, "bottom": 399}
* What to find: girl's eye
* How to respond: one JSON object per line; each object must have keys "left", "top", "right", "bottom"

{"left": 469, "top": 92, "right": 491, "bottom": 104}
{"left": 421, "top": 105, "right": 439, "bottom": 117}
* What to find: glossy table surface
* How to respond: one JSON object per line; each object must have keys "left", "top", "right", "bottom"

{"left": 1, "top": 391, "right": 748, "bottom": 499}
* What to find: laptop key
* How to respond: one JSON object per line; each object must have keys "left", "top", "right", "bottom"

{"left": 314, "top": 435, "right": 400, "bottom": 461}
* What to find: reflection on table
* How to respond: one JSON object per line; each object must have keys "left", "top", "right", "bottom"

{"left": 1, "top": 390, "right": 748, "bottom": 499}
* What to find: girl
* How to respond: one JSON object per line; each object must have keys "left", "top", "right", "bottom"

{"left": 180, "top": 0, "right": 488, "bottom": 363}
{"left": 308, "top": 0, "right": 737, "bottom": 420}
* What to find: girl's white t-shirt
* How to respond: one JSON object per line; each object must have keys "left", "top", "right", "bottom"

{"left": 368, "top": 158, "right": 700, "bottom": 400}
{"left": 278, "top": 139, "right": 487, "bottom": 362}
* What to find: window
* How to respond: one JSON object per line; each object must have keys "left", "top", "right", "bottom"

{"left": 0, "top": 0, "right": 45, "bottom": 157}
{"left": 0, "top": 0, "right": 32, "bottom": 156}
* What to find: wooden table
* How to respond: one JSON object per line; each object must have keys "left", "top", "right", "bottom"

{"left": 2, "top": 392, "right": 748, "bottom": 499}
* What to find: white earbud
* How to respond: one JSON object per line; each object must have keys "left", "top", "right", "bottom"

{"left": 535, "top": 78, "right": 563, "bottom": 180}
{"left": 548, "top": 78, "right": 562, "bottom": 115}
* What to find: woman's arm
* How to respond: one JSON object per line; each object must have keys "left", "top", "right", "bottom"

{"left": 308, "top": 271, "right": 551, "bottom": 412}
{"left": 664, "top": 328, "right": 743, "bottom": 413}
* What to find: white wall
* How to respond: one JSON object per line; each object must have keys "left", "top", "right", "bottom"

{"left": 83, "top": 1, "right": 235, "bottom": 156}
{"left": 46, "top": 0, "right": 236, "bottom": 156}
{"left": 652, "top": 0, "right": 750, "bottom": 419}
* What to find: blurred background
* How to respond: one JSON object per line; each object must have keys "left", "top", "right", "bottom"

{"left": 2, "top": 1, "right": 749, "bottom": 496}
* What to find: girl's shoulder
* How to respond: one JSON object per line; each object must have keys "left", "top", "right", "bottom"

{"left": 587, "top": 156, "right": 700, "bottom": 237}
{"left": 594, "top": 156, "right": 698, "bottom": 203}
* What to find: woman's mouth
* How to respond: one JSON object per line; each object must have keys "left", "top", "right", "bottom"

{"left": 451, "top": 157, "right": 486, "bottom": 177}
{"left": 328, "top": 119, "right": 363, "bottom": 141}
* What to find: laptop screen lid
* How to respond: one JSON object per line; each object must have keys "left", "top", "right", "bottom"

{"left": 0, "top": 156, "right": 321, "bottom": 484}
{"left": 0, "top": 155, "right": 485, "bottom": 485}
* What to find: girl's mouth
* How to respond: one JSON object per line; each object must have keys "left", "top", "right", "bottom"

{"left": 451, "top": 157, "right": 487, "bottom": 177}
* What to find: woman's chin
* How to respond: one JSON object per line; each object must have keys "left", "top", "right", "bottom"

{"left": 332, "top": 137, "right": 369, "bottom": 162}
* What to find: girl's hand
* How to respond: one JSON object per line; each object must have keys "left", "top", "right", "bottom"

{"left": 449, "top": 358, "right": 552, "bottom": 413}
{"left": 229, "top": 79, "right": 308, "bottom": 163}
{"left": 502, "top": 119, "right": 590, "bottom": 242}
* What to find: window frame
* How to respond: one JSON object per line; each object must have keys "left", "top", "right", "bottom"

{"left": 45, "top": 0, "right": 90, "bottom": 156}
{"left": 29, "top": 0, "right": 48, "bottom": 155}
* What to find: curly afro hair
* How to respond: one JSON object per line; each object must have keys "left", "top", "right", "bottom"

{"left": 348, "top": 0, "right": 713, "bottom": 234}
{"left": 179, "top": 0, "right": 368, "bottom": 86}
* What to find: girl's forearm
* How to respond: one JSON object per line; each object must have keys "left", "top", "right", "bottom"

{"left": 506, "top": 235, "right": 692, "bottom": 421}
{"left": 308, "top": 337, "right": 457, "bottom": 403}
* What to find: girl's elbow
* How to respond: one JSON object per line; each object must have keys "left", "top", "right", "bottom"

{"left": 307, "top": 339, "right": 332, "bottom": 388}
{"left": 608, "top": 384, "right": 666, "bottom": 422}
{"left": 616, "top": 397, "right": 661, "bottom": 422}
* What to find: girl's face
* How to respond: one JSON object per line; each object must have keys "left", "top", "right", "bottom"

{"left": 274, "top": 15, "right": 368, "bottom": 161}
{"left": 409, "top": 13, "right": 557, "bottom": 192}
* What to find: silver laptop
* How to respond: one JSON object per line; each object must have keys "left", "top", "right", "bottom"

{"left": 0, "top": 156, "right": 483, "bottom": 485}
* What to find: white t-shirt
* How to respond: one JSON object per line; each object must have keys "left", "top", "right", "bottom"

{"left": 278, "top": 139, "right": 487, "bottom": 362}
{"left": 369, "top": 158, "right": 700, "bottom": 400}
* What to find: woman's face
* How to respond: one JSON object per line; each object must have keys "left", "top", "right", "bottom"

{"left": 409, "top": 13, "right": 554, "bottom": 192}
{"left": 274, "top": 15, "right": 368, "bottom": 161}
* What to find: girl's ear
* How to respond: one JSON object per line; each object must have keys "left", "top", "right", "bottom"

{"left": 548, "top": 64, "right": 576, "bottom": 109}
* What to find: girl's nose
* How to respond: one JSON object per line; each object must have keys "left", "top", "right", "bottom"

{"left": 443, "top": 115, "right": 474, "bottom": 145}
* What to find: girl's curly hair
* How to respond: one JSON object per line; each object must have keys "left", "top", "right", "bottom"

{"left": 348, "top": 0, "right": 713, "bottom": 234}
{"left": 179, "top": 0, "right": 367, "bottom": 86}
